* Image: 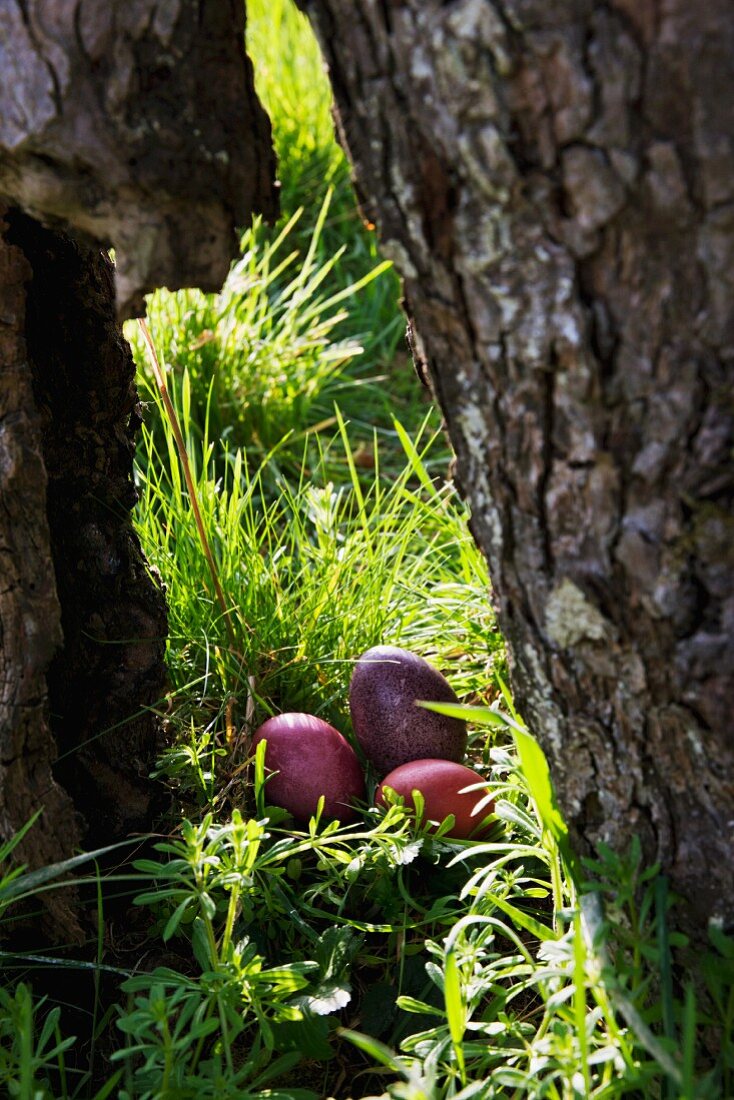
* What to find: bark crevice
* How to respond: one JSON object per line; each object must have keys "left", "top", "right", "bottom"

{"left": 0, "top": 208, "right": 169, "bottom": 939}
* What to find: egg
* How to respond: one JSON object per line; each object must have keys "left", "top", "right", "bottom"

{"left": 376, "top": 759, "right": 493, "bottom": 839}
{"left": 252, "top": 713, "right": 365, "bottom": 823}
{"left": 349, "top": 645, "right": 467, "bottom": 776}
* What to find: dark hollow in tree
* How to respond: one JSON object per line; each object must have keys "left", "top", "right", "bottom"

{"left": 0, "top": 0, "right": 276, "bottom": 933}
{"left": 300, "top": 0, "right": 734, "bottom": 924}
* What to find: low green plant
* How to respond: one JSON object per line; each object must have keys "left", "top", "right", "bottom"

{"left": 128, "top": 193, "right": 408, "bottom": 489}
{"left": 336, "top": 707, "right": 734, "bottom": 1099}
{"left": 112, "top": 812, "right": 321, "bottom": 1099}
{"left": 2, "top": 718, "right": 733, "bottom": 1098}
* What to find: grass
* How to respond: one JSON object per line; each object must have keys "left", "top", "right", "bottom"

{"left": 135, "top": 378, "right": 499, "bottom": 742}
{"left": 246, "top": 0, "right": 402, "bottom": 360}
{"left": 2, "top": 0, "right": 733, "bottom": 1097}
{"left": 127, "top": 194, "right": 410, "bottom": 490}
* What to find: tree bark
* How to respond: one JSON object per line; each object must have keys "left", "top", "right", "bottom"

{"left": 0, "top": 207, "right": 80, "bottom": 915}
{"left": 0, "top": 207, "right": 169, "bottom": 933}
{"left": 301, "top": 0, "right": 734, "bottom": 923}
{"left": 0, "top": 0, "right": 277, "bottom": 317}
{"left": 0, "top": 0, "right": 276, "bottom": 925}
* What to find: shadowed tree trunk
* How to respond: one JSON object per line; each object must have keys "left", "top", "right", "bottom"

{"left": 301, "top": 0, "right": 734, "bottom": 923}
{"left": 1, "top": 210, "right": 169, "bottom": 932}
{"left": 0, "top": 0, "right": 275, "bottom": 318}
{"left": 0, "top": 0, "right": 276, "bottom": 928}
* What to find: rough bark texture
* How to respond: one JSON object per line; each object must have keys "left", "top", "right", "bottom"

{"left": 10, "top": 211, "right": 169, "bottom": 842}
{"left": 0, "top": 0, "right": 277, "bottom": 317}
{"left": 0, "top": 1, "right": 276, "bottom": 923}
{"left": 0, "top": 208, "right": 168, "bottom": 927}
{"left": 302, "top": 0, "right": 734, "bottom": 922}
{"left": 0, "top": 207, "right": 81, "bottom": 901}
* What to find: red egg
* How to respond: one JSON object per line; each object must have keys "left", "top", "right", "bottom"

{"left": 376, "top": 759, "right": 493, "bottom": 839}
{"left": 252, "top": 713, "right": 365, "bottom": 823}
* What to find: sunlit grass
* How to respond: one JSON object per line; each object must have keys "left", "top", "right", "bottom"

{"left": 127, "top": 194, "right": 416, "bottom": 488}
{"left": 133, "top": 360, "right": 500, "bottom": 749}
{"left": 246, "top": 0, "right": 402, "bottom": 366}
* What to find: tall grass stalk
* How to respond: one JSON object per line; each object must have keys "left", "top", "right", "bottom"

{"left": 138, "top": 318, "right": 237, "bottom": 652}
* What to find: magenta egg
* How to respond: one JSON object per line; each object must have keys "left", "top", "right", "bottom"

{"left": 376, "top": 759, "right": 493, "bottom": 839}
{"left": 252, "top": 713, "right": 365, "bottom": 823}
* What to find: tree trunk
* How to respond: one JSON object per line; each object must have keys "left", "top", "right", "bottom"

{"left": 0, "top": 0, "right": 276, "bottom": 928}
{"left": 301, "top": 0, "right": 734, "bottom": 923}
{"left": 0, "top": 0, "right": 276, "bottom": 319}
{"left": 0, "top": 208, "right": 79, "bottom": 926}
{"left": 0, "top": 207, "right": 169, "bottom": 933}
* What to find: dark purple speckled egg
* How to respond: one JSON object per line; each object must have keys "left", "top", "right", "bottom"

{"left": 349, "top": 645, "right": 467, "bottom": 777}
